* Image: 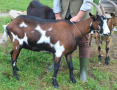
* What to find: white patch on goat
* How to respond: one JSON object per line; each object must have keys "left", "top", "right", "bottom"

{"left": 90, "top": 22, "right": 92, "bottom": 27}
{"left": 19, "top": 22, "right": 28, "bottom": 28}
{"left": 91, "top": 31, "right": 93, "bottom": 34}
{"left": 54, "top": 41, "right": 65, "bottom": 57}
{"left": 36, "top": 25, "right": 65, "bottom": 57}
{"left": 102, "top": 19, "right": 110, "bottom": 35}
{"left": 16, "top": 47, "right": 17, "bottom": 50}
{"left": 13, "top": 62, "right": 16, "bottom": 67}
{"left": 48, "top": 28, "right": 52, "bottom": 31}
{"left": 98, "top": 25, "right": 101, "bottom": 30}
{"left": 11, "top": 32, "right": 28, "bottom": 45}
{"left": 35, "top": 25, "right": 51, "bottom": 44}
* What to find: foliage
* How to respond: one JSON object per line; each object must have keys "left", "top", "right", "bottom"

{"left": 93, "top": 0, "right": 99, "bottom": 5}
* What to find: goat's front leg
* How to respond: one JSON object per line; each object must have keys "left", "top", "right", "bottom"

{"left": 65, "top": 54, "right": 76, "bottom": 83}
{"left": 11, "top": 44, "right": 22, "bottom": 80}
{"left": 105, "top": 36, "right": 112, "bottom": 65}
{"left": 52, "top": 56, "right": 61, "bottom": 88}
{"left": 96, "top": 35, "right": 102, "bottom": 63}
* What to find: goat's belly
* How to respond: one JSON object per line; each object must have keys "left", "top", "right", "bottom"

{"left": 101, "top": 36, "right": 112, "bottom": 42}
{"left": 23, "top": 42, "right": 55, "bottom": 53}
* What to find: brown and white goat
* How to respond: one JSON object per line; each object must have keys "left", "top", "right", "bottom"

{"left": 27, "top": 0, "right": 55, "bottom": 19}
{"left": 89, "top": 0, "right": 117, "bottom": 65}
{"left": 3, "top": 13, "right": 110, "bottom": 88}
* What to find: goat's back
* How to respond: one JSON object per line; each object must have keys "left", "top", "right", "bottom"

{"left": 7, "top": 15, "right": 77, "bottom": 52}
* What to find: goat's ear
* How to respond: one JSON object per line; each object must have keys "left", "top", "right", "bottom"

{"left": 110, "top": 13, "right": 115, "bottom": 17}
{"left": 89, "top": 13, "right": 93, "bottom": 17}
{"left": 89, "top": 13, "right": 96, "bottom": 21}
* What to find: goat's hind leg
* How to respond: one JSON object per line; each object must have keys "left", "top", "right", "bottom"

{"left": 65, "top": 54, "right": 76, "bottom": 83}
{"left": 52, "top": 56, "right": 61, "bottom": 88}
{"left": 11, "top": 50, "right": 19, "bottom": 71}
{"left": 11, "top": 44, "right": 22, "bottom": 80}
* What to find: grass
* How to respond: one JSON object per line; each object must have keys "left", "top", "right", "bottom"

{"left": 0, "top": 0, "right": 117, "bottom": 90}
{"left": 0, "top": 0, "right": 53, "bottom": 12}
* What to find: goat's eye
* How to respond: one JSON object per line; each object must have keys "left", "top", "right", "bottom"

{"left": 97, "top": 19, "right": 100, "bottom": 21}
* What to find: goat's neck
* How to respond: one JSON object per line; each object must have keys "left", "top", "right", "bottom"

{"left": 72, "top": 18, "right": 93, "bottom": 37}
{"left": 108, "top": 19, "right": 113, "bottom": 31}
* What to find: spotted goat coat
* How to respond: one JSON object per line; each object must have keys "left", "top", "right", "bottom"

{"left": 4, "top": 14, "right": 110, "bottom": 88}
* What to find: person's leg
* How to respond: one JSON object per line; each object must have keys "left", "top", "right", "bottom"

{"left": 79, "top": 57, "right": 89, "bottom": 82}
{"left": 46, "top": 61, "right": 54, "bottom": 72}
{"left": 78, "top": 34, "right": 90, "bottom": 82}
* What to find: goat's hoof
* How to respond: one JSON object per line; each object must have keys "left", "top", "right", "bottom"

{"left": 14, "top": 75, "right": 19, "bottom": 80}
{"left": 105, "top": 61, "right": 109, "bottom": 65}
{"left": 13, "top": 73, "right": 19, "bottom": 80}
{"left": 70, "top": 78, "right": 76, "bottom": 83}
{"left": 105, "top": 62, "right": 109, "bottom": 65}
{"left": 52, "top": 78, "right": 58, "bottom": 88}
{"left": 105, "top": 56, "right": 110, "bottom": 65}
{"left": 54, "top": 85, "right": 58, "bottom": 88}
{"left": 16, "top": 67, "right": 19, "bottom": 71}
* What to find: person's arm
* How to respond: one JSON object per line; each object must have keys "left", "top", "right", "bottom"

{"left": 53, "top": 0, "right": 62, "bottom": 20}
{"left": 70, "top": 0, "right": 93, "bottom": 22}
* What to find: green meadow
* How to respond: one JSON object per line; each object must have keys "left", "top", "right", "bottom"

{"left": 0, "top": 0, "right": 117, "bottom": 90}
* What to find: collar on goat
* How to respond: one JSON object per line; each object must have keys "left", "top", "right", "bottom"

{"left": 70, "top": 21, "right": 82, "bottom": 37}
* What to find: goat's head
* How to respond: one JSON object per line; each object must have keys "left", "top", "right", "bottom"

{"left": 87, "top": 1, "right": 110, "bottom": 36}
{"left": 110, "top": 13, "right": 117, "bottom": 27}
{"left": 107, "top": 0, "right": 117, "bottom": 27}
{"left": 89, "top": 13, "right": 110, "bottom": 36}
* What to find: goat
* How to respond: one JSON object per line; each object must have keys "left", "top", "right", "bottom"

{"left": 3, "top": 14, "right": 110, "bottom": 88}
{"left": 27, "top": 0, "right": 55, "bottom": 19}
{"left": 89, "top": 0, "right": 117, "bottom": 65}
{"left": 3, "top": 2, "right": 110, "bottom": 87}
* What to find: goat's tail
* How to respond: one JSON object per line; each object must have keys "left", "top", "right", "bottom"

{"left": 2, "top": 25, "right": 9, "bottom": 41}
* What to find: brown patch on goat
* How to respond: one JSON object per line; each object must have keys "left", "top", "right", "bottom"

{"left": 12, "top": 40, "right": 20, "bottom": 60}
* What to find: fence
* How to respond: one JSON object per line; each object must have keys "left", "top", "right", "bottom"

{"left": 101, "top": 0, "right": 117, "bottom": 13}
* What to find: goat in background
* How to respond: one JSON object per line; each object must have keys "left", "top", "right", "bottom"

{"left": 89, "top": 0, "right": 117, "bottom": 65}
{"left": 27, "top": 0, "right": 55, "bottom": 19}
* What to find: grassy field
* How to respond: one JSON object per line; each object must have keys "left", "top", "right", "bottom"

{"left": 0, "top": 0, "right": 53, "bottom": 12}
{"left": 0, "top": 0, "right": 117, "bottom": 90}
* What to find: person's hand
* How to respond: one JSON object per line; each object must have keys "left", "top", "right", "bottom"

{"left": 55, "top": 13, "right": 62, "bottom": 20}
{"left": 70, "top": 10, "right": 86, "bottom": 22}
{"left": 70, "top": 15, "right": 81, "bottom": 22}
